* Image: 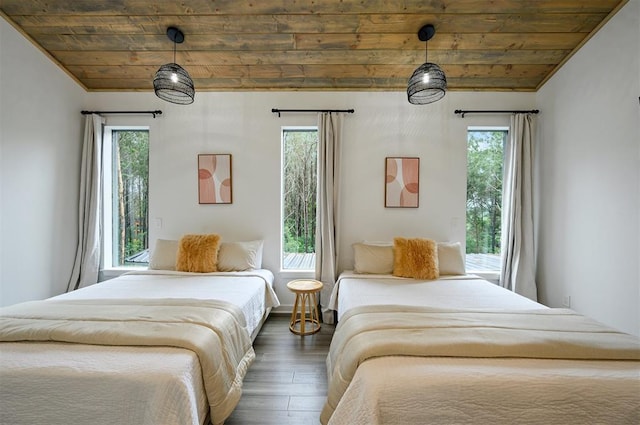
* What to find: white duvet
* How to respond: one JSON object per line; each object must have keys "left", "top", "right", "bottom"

{"left": 0, "top": 269, "right": 280, "bottom": 425}
{"left": 55, "top": 269, "right": 280, "bottom": 337}
{"left": 328, "top": 356, "right": 640, "bottom": 425}
{"left": 1, "top": 342, "right": 210, "bottom": 425}
{"left": 324, "top": 272, "right": 640, "bottom": 425}
{"left": 329, "top": 271, "right": 544, "bottom": 320}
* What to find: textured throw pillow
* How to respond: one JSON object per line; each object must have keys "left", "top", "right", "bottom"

{"left": 393, "top": 237, "right": 439, "bottom": 280}
{"left": 437, "top": 242, "right": 466, "bottom": 275}
{"left": 353, "top": 242, "right": 394, "bottom": 274}
{"left": 148, "top": 239, "right": 179, "bottom": 270}
{"left": 217, "top": 240, "right": 264, "bottom": 271}
{"left": 176, "top": 234, "right": 221, "bottom": 273}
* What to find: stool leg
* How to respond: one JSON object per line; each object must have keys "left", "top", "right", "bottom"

{"left": 290, "top": 293, "right": 300, "bottom": 333}
{"left": 301, "top": 293, "right": 307, "bottom": 335}
{"left": 307, "top": 294, "right": 313, "bottom": 333}
{"left": 312, "top": 291, "right": 321, "bottom": 331}
{"left": 308, "top": 292, "right": 316, "bottom": 330}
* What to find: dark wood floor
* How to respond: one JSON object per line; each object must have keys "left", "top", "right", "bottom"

{"left": 225, "top": 315, "right": 335, "bottom": 425}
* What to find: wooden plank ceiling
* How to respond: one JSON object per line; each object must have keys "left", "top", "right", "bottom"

{"left": 0, "top": 0, "right": 626, "bottom": 92}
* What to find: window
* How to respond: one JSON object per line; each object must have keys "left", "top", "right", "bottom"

{"left": 465, "top": 128, "right": 507, "bottom": 273}
{"left": 102, "top": 127, "right": 149, "bottom": 268}
{"left": 281, "top": 127, "right": 318, "bottom": 271}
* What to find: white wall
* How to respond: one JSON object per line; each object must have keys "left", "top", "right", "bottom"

{"left": 536, "top": 0, "right": 640, "bottom": 336}
{"left": 0, "top": 11, "right": 536, "bottom": 310}
{"left": 89, "top": 90, "right": 534, "bottom": 309}
{"left": 0, "top": 18, "right": 87, "bottom": 306}
{"left": 8, "top": 5, "right": 637, "bottom": 336}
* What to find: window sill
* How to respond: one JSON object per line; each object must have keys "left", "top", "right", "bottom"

{"left": 468, "top": 270, "right": 500, "bottom": 284}
{"left": 278, "top": 269, "right": 315, "bottom": 279}
{"left": 99, "top": 266, "right": 147, "bottom": 282}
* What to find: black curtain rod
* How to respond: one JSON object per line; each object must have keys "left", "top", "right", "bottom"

{"left": 81, "top": 110, "right": 163, "bottom": 118}
{"left": 454, "top": 109, "right": 539, "bottom": 118}
{"left": 272, "top": 108, "right": 354, "bottom": 117}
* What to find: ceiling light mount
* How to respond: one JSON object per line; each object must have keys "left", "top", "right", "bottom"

{"left": 417, "top": 24, "right": 435, "bottom": 42}
{"left": 153, "top": 26, "right": 195, "bottom": 105}
{"left": 407, "top": 24, "right": 447, "bottom": 105}
{"left": 166, "top": 27, "right": 184, "bottom": 44}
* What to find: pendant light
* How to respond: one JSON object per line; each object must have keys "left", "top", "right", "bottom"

{"left": 153, "top": 27, "right": 195, "bottom": 105}
{"left": 407, "top": 24, "right": 447, "bottom": 105}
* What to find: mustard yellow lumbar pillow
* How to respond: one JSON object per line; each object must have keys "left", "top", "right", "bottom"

{"left": 176, "top": 233, "right": 221, "bottom": 273}
{"left": 393, "top": 237, "right": 439, "bottom": 280}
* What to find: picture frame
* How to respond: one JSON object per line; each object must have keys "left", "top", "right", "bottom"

{"left": 198, "top": 154, "right": 232, "bottom": 204}
{"left": 385, "top": 157, "right": 419, "bottom": 208}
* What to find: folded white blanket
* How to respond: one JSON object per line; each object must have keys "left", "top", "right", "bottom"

{"left": 322, "top": 305, "right": 640, "bottom": 424}
{"left": 0, "top": 297, "right": 254, "bottom": 425}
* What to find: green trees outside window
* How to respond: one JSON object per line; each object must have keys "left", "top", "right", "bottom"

{"left": 112, "top": 130, "right": 149, "bottom": 266}
{"left": 282, "top": 129, "right": 318, "bottom": 269}
{"left": 466, "top": 130, "right": 506, "bottom": 256}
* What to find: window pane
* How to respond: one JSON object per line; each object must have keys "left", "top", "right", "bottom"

{"left": 282, "top": 129, "right": 318, "bottom": 270}
{"left": 111, "top": 130, "right": 149, "bottom": 267}
{"left": 466, "top": 129, "right": 506, "bottom": 272}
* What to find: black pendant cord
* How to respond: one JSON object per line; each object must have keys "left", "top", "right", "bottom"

{"left": 81, "top": 110, "right": 163, "bottom": 118}
{"left": 425, "top": 33, "right": 428, "bottom": 63}
{"left": 272, "top": 108, "right": 355, "bottom": 117}
{"left": 173, "top": 35, "right": 177, "bottom": 64}
{"left": 454, "top": 109, "right": 539, "bottom": 118}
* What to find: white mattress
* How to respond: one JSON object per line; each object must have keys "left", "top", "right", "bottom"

{"left": 324, "top": 272, "right": 640, "bottom": 425}
{"left": 53, "top": 269, "right": 279, "bottom": 337}
{"left": 330, "top": 271, "right": 544, "bottom": 320}
{"left": 0, "top": 269, "right": 279, "bottom": 425}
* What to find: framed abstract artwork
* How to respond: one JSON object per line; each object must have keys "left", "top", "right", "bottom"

{"left": 198, "top": 154, "right": 232, "bottom": 204}
{"left": 385, "top": 157, "right": 419, "bottom": 208}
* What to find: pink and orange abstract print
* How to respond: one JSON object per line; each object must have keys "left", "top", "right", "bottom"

{"left": 385, "top": 157, "right": 419, "bottom": 208}
{"left": 198, "top": 154, "right": 232, "bottom": 204}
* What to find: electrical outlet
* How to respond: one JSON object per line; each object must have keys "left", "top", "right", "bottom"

{"left": 562, "top": 295, "right": 571, "bottom": 308}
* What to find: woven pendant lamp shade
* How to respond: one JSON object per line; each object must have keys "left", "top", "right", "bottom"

{"left": 407, "top": 24, "right": 447, "bottom": 105}
{"left": 153, "top": 27, "right": 195, "bottom": 105}
{"left": 154, "top": 63, "right": 195, "bottom": 105}
{"left": 407, "top": 62, "right": 447, "bottom": 104}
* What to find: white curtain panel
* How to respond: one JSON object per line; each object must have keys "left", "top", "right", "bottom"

{"left": 315, "top": 112, "right": 343, "bottom": 324}
{"left": 67, "top": 113, "right": 105, "bottom": 292}
{"left": 500, "top": 113, "right": 538, "bottom": 301}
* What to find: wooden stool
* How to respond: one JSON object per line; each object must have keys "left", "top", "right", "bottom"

{"left": 287, "top": 279, "right": 323, "bottom": 335}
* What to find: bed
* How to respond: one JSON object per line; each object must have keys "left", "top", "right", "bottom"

{"left": 321, "top": 239, "right": 640, "bottom": 425}
{"left": 0, "top": 236, "right": 280, "bottom": 425}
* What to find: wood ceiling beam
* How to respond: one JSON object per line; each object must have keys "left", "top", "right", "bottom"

{"left": 51, "top": 49, "right": 571, "bottom": 66}
{"left": 12, "top": 13, "right": 606, "bottom": 35}
{"left": 1, "top": 0, "right": 621, "bottom": 15}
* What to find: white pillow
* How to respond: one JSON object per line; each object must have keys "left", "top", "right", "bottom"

{"left": 437, "top": 242, "right": 466, "bottom": 275}
{"left": 217, "top": 240, "right": 264, "bottom": 272}
{"left": 148, "top": 239, "right": 179, "bottom": 270}
{"left": 353, "top": 242, "right": 394, "bottom": 274}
